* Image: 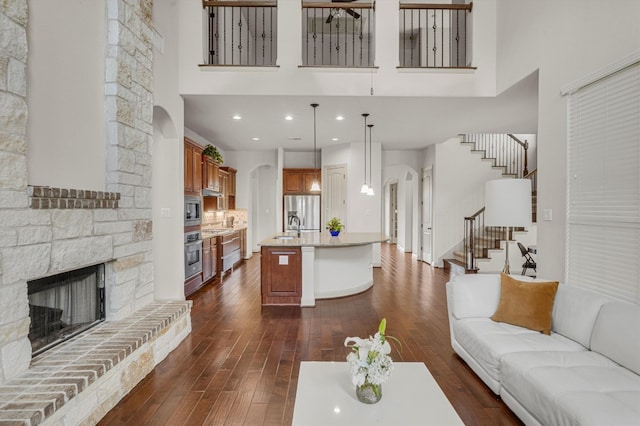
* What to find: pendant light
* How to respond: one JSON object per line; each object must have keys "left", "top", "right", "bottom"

{"left": 366, "top": 124, "right": 375, "bottom": 196}
{"left": 360, "top": 113, "right": 370, "bottom": 193}
{"left": 310, "top": 103, "right": 321, "bottom": 192}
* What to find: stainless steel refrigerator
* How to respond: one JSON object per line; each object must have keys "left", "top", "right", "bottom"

{"left": 284, "top": 195, "right": 321, "bottom": 232}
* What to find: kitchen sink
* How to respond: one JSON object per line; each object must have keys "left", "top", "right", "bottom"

{"left": 276, "top": 235, "right": 296, "bottom": 240}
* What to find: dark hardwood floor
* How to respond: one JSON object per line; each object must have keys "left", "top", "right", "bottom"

{"left": 99, "top": 243, "right": 522, "bottom": 425}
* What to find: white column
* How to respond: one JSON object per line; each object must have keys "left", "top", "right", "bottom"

{"left": 300, "top": 246, "right": 316, "bottom": 307}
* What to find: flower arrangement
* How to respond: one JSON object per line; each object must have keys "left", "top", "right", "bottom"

{"left": 344, "top": 318, "right": 399, "bottom": 402}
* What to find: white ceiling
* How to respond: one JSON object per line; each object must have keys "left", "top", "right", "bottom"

{"left": 183, "top": 72, "right": 538, "bottom": 152}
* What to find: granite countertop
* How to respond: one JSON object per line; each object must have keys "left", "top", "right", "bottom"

{"left": 201, "top": 225, "right": 247, "bottom": 238}
{"left": 259, "top": 232, "right": 389, "bottom": 248}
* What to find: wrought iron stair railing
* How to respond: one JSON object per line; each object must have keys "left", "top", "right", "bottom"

{"left": 458, "top": 134, "right": 537, "bottom": 271}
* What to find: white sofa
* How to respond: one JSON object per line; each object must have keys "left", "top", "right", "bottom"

{"left": 446, "top": 273, "right": 640, "bottom": 426}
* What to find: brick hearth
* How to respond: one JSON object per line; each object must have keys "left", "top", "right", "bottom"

{"left": 0, "top": 301, "right": 191, "bottom": 426}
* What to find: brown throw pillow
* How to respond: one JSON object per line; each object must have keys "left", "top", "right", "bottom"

{"left": 491, "top": 273, "right": 559, "bottom": 335}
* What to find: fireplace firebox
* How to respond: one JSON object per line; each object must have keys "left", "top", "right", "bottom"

{"left": 27, "top": 264, "right": 105, "bottom": 355}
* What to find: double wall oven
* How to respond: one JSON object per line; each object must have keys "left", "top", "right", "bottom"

{"left": 184, "top": 196, "right": 203, "bottom": 280}
{"left": 184, "top": 230, "right": 203, "bottom": 279}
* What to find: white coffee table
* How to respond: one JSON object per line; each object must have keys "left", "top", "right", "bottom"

{"left": 292, "top": 361, "right": 464, "bottom": 425}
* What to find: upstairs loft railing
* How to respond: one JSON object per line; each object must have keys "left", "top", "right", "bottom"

{"left": 301, "top": 2, "right": 376, "bottom": 67}
{"left": 203, "top": 1, "right": 278, "bottom": 66}
{"left": 399, "top": 2, "right": 473, "bottom": 68}
{"left": 202, "top": 1, "right": 477, "bottom": 70}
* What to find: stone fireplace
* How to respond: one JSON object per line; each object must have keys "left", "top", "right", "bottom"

{"left": 0, "top": 0, "right": 190, "bottom": 424}
{"left": 28, "top": 263, "right": 106, "bottom": 356}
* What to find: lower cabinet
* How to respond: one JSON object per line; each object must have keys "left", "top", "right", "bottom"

{"left": 184, "top": 274, "right": 202, "bottom": 297}
{"left": 202, "top": 236, "right": 217, "bottom": 283}
{"left": 261, "top": 246, "right": 301, "bottom": 305}
{"left": 239, "top": 228, "right": 247, "bottom": 259}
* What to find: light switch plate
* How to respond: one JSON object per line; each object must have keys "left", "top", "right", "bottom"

{"left": 160, "top": 208, "right": 171, "bottom": 218}
{"left": 543, "top": 209, "right": 552, "bottom": 221}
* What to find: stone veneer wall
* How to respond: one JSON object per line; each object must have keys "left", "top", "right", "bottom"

{"left": 0, "top": 0, "right": 162, "bottom": 386}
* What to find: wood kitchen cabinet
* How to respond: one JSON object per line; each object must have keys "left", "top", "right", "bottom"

{"left": 202, "top": 236, "right": 218, "bottom": 283}
{"left": 239, "top": 228, "right": 247, "bottom": 259}
{"left": 184, "top": 273, "right": 203, "bottom": 297}
{"left": 184, "top": 138, "right": 203, "bottom": 195}
{"left": 261, "top": 246, "right": 301, "bottom": 305}
{"left": 283, "top": 168, "right": 321, "bottom": 194}
{"left": 217, "top": 168, "right": 229, "bottom": 210}
{"left": 221, "top": 166, "right": 236, "bottom": 209}
{"left": 202, "top": 156, "right": 220, "bottom": 193}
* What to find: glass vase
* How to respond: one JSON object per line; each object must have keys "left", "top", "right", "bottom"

{"left": 356, "top": 381, "right": 382, "bottom": 404}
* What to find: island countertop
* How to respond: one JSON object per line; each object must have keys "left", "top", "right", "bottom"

{"left": 259, "top": 232, "right": 388, "bottom": 247}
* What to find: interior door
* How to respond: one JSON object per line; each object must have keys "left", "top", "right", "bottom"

{"left": 324, "top": 164, "right": 347, "bottom": 230}
{"left": 421, "top": 168, "right": 432, "bottom": 264}
{"left": 390, "top": 182, "right": 398, "bottom": 244}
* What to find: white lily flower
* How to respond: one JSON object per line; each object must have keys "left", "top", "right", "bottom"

{"left": 344, "top": 319, "right": 398, "bottom": 388}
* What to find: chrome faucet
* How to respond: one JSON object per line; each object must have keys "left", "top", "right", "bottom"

{"left": 289, "top": 214, "right": 301, "bottom": 236}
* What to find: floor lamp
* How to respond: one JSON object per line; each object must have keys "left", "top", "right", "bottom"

{"left": 484, "top": 179, "right": 532, "bottom": 274}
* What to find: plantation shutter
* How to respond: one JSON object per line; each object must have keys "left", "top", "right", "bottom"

{"left": 566, "top": 61, "right": 640, "bottom": 303}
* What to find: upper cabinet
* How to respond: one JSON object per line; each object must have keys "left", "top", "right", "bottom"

{"left": 185, "top": 138, "right": 238, "bottom": 210}
{"left": 202, "top": 156, "right": 220, "bottom": 192}
{"left": 220, "top": 167, "right": 236, "bottom": 210}
{"left": 184, "top": 138, "right": 202, "bottom": 195}
{"left": 283, "top": 168, "right": 321, "bottom": 194}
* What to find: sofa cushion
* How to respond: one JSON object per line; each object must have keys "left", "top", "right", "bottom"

{"left": 551, "top": 285, "right": 613, "bottom": 348}
{"left": 491, "top": 273, "right": 559, "bottom": 335}
{"left": 453, "top": 318, "right": 586, "bottom": 386}
{"left": 448, "top": 273, "right": 502, "bottom": 319}
{"left": 591, "top": 302, "right": 640, "bottom": 375}
{"left": 501, "top": 351, "right": 640, "bottom": 426}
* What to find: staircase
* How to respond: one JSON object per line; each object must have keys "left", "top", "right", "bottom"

{"left": 444, "top": 134, "right": 537, "bottom": 274}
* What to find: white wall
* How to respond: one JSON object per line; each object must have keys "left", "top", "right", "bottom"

{"left": 152, "top": 0, "right": 186, "bottom": 300}
{"left": 321, "top": 142, "right": 381, "bottom": 233}
{"left": 432, "top": 137, "right": 505, "bottom": 267}
{"left": 283, "top": 150, "right": 315, "bottom": 168}
{"left": 178, "top": 0, "right": 498, "bottom": 98}
{"left": 496, "top": 0, "right": 640, "bottom": 280}
{"left": 27, "top": 0, "right": 105, "bottom": 191}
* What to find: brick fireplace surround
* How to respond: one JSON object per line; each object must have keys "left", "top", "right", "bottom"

{"left": 0, "top": 1, "right": 191, "bottom": 424}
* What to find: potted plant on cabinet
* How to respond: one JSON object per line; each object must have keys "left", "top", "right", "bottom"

{"left": 202, "top": 144, "right": 223, "bottom": 164}
{"left": 326, "top": 217, "right": 344, "bottom": 237}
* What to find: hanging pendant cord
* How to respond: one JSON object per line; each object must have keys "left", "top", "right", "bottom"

{"left": 362, "top": 113, "right": 369, "bottom": 185}
{"left": 368, "top": 124, "right": 374, "bottom": 188}
{"left": 311, "top": 103, "right": 319, "bottom": 177}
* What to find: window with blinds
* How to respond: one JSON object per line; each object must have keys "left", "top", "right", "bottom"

{"left": 566, "top": 61, "right": 640, "bottom": 303}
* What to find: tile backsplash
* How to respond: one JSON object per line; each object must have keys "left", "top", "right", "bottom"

{"left": 203, "top": 209, "right": 247, "bottom": 228}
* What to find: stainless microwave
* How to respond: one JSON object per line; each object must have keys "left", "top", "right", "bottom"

{"left": 184, "top": 195, "right": 202, "bottom": 226}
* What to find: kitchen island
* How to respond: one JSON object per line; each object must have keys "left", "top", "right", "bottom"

{"left": 259, "top": 232, "right": 388, "bottom": 307}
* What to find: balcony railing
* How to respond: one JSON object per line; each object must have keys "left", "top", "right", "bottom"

{"left": 399, "top": 2, "right": 473, "bottom": 68}
{"left": 203, "top": 1, "right": 277, "bottom": 66}
{"left": 301, "top": 2, "right": 375, "bottom": 67}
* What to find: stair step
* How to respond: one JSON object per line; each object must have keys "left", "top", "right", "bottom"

{"left": 444, "top": 258, "right": 478, "bottom": 274}
{"left": 453, "top": 251, "right": 491, "bottom": 260}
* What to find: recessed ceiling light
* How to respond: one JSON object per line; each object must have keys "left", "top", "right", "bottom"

{"left": 336, "top": 115, "right": 344, "bottom": 121}
{"left": 285, "top": 115, "right": 293, "bottom": 121}
{"left": 252, "top": 137, "right": 260, "bottom": 141}
{"left": 332, "top": 138, "right": 339, "bottom": 141}
{"left": 232, "top": 115, "right": 242, "bottom": 120}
